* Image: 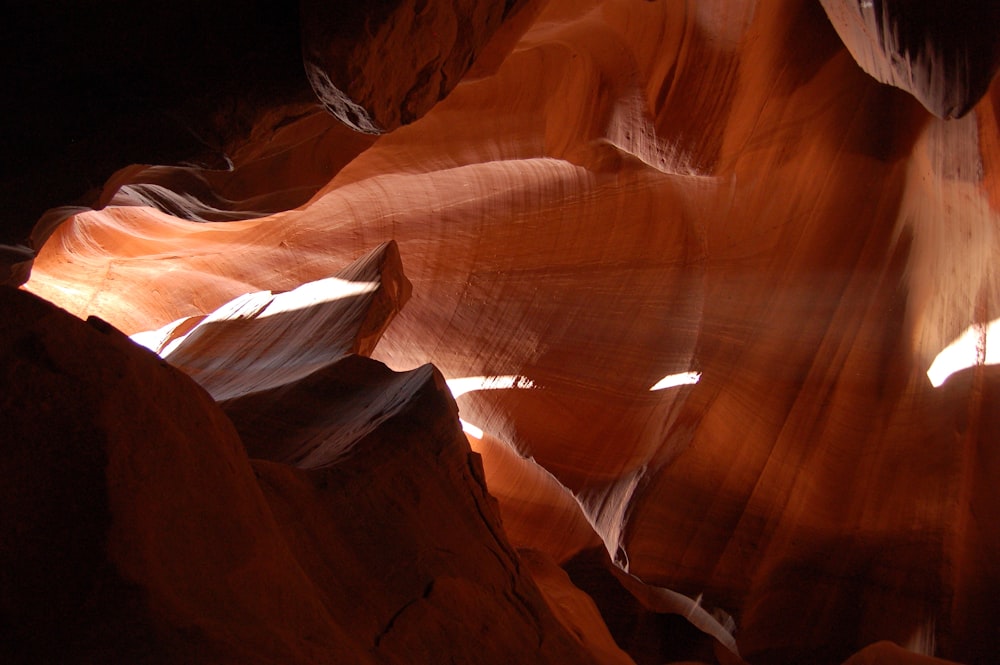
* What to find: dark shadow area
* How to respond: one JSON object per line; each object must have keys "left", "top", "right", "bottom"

{"left": 0, "top": 1, "right": 308, "bottom": 250}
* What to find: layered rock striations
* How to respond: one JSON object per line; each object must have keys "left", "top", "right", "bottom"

{"left": 819, "top": 0, "right": 1000, "bottom": 119}
{"left": 300, "top": 0, "right": 547, "bottom": 133}
{"left": 6, "top": 0, "right": 1000, "bottom": 663}
{"left": 0, "top": 1, "right": 312, "bottom": 284}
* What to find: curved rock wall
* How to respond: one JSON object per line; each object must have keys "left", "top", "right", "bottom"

{"left": 6, "top": 0, "right": 1000, "bottom": 663}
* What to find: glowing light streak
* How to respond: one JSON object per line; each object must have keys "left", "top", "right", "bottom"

{"left": 129, "top": 277, "right": 380, "bottom": 355}
{"left": 459, "top": 419, "right": 484, "bottom": 439}
{"left": 649, "top": 371, "right": 701, "bottom": 391}
{"left": 926, "top": 318, "right": 1000, "bottom": 387}
{"left": 255, "top": 278, "right": 380, "bottom": 318}
{"left": 445, "top": 375, "right": 536, "bottom": 398}
{"left": 445, "top": 375, "right": 536, "bottom": 442}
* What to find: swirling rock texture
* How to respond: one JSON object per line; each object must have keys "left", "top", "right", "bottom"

{"left": 4, "top": 0, "right": 1000, "bottom": 663}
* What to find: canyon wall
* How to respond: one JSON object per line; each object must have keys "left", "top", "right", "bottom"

{"left": 4, "top": 1, "right": 1000, "bottom": 663}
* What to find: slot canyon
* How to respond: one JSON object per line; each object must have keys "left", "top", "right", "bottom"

{"left": 3, "top": 1, "right": 1000, "bottom": 663}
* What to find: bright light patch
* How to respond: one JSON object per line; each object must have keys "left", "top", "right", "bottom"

{"left": 926, "top": 318, "right": 1000, "bottom": 387}
{"left": 130, "top": 328, "right": 169, "bottom": 353}
{"left": 445, "top": 375, "right": 536, "bottom": 398}
{"left": 130, "top": 315, "right": 204, "bottom": 356}
{"left": 459, "top": 419, "right": 484, "bottom": 439}
{"left": 257, "top": 277, "right": 380, "bottom": 318}
{"left": 446, "top": 375, "right": 535, "bottom": 441}
{"left": 650, "top": 371, "right": 701, "bottom": 391}
{"left": 129, "top": 277, "right": 380, "bottom": 357}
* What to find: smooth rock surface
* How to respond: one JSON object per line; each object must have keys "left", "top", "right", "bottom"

{"left": 137, "top": 240, "right": 410, "bottom": 401}
{"left": 10, "top": 0, "right": 1000, "bottom": 663}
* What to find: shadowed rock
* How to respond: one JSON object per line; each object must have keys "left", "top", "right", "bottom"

{"left": 820, "top": 0, "right": 1000, "bottom": 118}
{"left": 300, "top": 0, "right": 545, "bottom": 132}
{"left": 1, "top": 282, "right": 605, "bottom": 664}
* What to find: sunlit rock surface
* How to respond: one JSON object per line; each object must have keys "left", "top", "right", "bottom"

{"left": 135, "top": 240, "right": 410, "bottom": 402}
{"left": 10, "top": 0, "right": 1000, "bottom": 663}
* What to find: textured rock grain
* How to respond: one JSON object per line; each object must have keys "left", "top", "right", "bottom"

{"left": 10, "top": 0, "right": 1000, "bottom": 662}
{"left": 819, "top": 0, "right": 1000, "bottom": 118}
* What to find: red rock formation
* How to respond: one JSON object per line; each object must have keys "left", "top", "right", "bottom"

{"left": 819, "top": 0, "right": 1000, "bottom": 118}
{"left": 300, "top": 0, "right": 547, "bottom": 133}
{"left": 140, "top": 241, "right": 410, "bottom": 402}
{"left": 246, "top": 353, "right": 601, "bottom": 664}
{"left": 2, "top": 287, "right": 368, "bottom": 663}
{"left": 1, "top": 285, "right": 603, "bottom": 664}
{"left": 6, "top": 0, "right": 1000, "bottom": 663}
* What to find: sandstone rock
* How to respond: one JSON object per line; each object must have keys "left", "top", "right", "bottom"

{"left": 246, "top": 354, "right": 603, "bottom": 664}
{"left": 0, "top": 287, "right": 370, "bottom": 663}
{"left": 10, "top": 0, "right": 1000, "bottom": 662}
{"left": 458, "top": 426, "right": 602, "bottom": 563}
{"left": 0, "top": 286, "right": 605, "bottom": 663}
{"left": 840, "top": 641, "right": 965, "bottom": 665}
{"left": 0, "top": 2, "right": 311, "bottom": 284}
{"left": 140, "top": 240, "right": 410, "bottom": 401}
{"left": 97, "top": 106, "right": 377, "bottom": 223}
{"left": 520, "top": 548, "right": 635, "bottom": 665}
{"left": 819, "top": 0, "right": 1000, "bottom": 118}
{"left": 562, "top": 547, "right": 746, "bottom": 665}
{"left": 300, "top": 0, "right": 546, "bottom": 132}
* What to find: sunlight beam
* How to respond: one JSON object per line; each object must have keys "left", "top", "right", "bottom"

{"left": 650, "top": 371, "right": 701, "bottom": 391}
{"left": 459, "top": 419, "right": 484, "bottom": 439}
{"left": 445, "top": 375, "right": 536, "bottom": 399}
{"left": 926, "top": 318, "right": 1000, "bottom": 387}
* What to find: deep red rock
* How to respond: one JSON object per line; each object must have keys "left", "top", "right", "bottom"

{"left": 8, "top": 0, "right": 1000, "bottom": 663}
{"left": 247, "top": 355, "right": 603, "bottom": 663}
{"left": 1, "top": 287, "right": 369, "bottom": 663}
{"left": 0, "top": 287, "right": 604, "bottom": 663}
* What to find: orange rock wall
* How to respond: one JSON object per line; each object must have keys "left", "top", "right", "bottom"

{"left": 7, "top": 0, "right": 1000, "bottom": 663}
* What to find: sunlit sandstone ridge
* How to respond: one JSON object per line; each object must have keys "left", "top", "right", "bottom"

{"left": 5, "top": 0, "right": 1000, "bottom": 663}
